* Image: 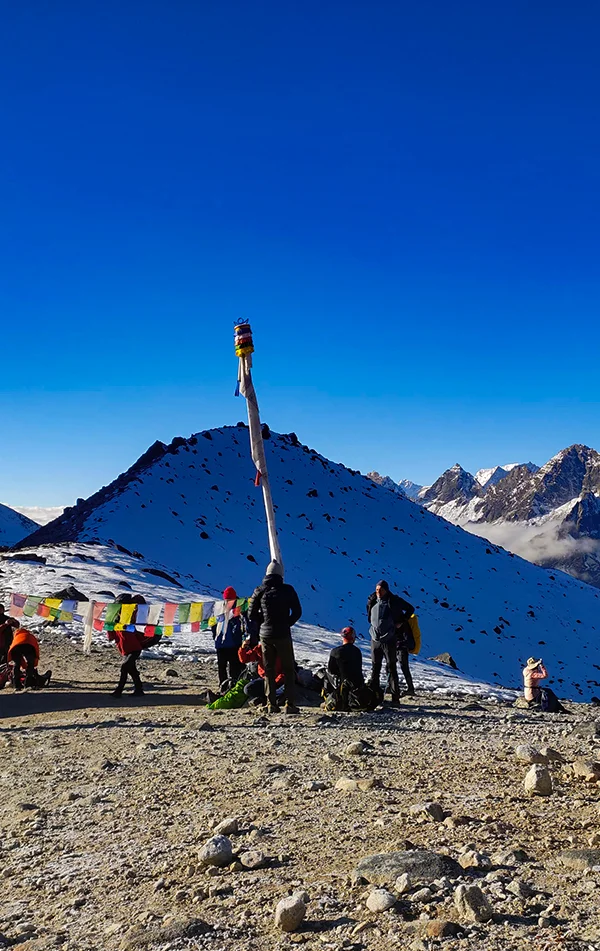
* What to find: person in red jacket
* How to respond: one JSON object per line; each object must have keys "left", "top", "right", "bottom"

{"left": 108, "top": 628, "right": 162, "bottom": 697}
{"left": 238, "top": 637, "right": 285, "bottom": 706}
{"left": 8, "top": 628, "right": 52, "bottom": 690}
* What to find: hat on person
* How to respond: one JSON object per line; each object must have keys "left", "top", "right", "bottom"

{"left": 376, "top": 579, "right": 389, "bottom": 591}
{"left": 341, "top": 626, "right": 356, "bottom": 643}
{"left": 265, "top": 560, "right": 284, "bottom": 578}
{"left": 223, "top": 586, "right": 237, "bottom": 601}
{"left": 526, "top": 657, "right": 542, "bottom": 668}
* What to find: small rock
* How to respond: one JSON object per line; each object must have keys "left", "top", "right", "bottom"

{"left": 344, "top": 741, "right": 368, "bottom": 756}
{"left": 354, "top": 850, "right": 462, "bottom": 886}
{"left": 425, "top": 920, "right": 463, "bottom": 938}
{"left": 515, "top": 745, "right": 548, "bottom": 765}
{"left": 335, "top": 777, "right": 359, "bottom": 791}
{"left": 458, "top": 850, "right": 491, "bottom": 870}
{"left": 395, "top": 873, "right": 412, "bottom": 895}
{"left": 322, "top": 752, "right": 341, "bottom": 764}
{"left": 239, "top": 850, "right": 267, "bottom": 870}
{"left": 540, "top": 746, "right": 564, "bottom": 762}
{"left": 557, "top": 848, "right": 600, "bottom": 871}
{"left": 430, "top": 652, "right": 458, "bottom": 669}
{"left": 454, "top": 884, "right": 493, "bottom": 923}
{"left": 366, "top": 888, "right": 396, "bottom": 912}
{"left": 524, "top": 764, "right": 553, "bottom": 796}
{"left": 197, "top": 835, "right": 233, "bottom": 868}
{"left": 491, "top": 848, "right": 530, "bottom": 866}
{"left": 572, "top": 759, "right": 600, "bottom": 783}
{"left": 411, "top": 887, "right": 434, "bottom": 903}
{"left": 213, "top": 817, "right": 239, "bottom": 836}
{"left": 275, "top": 893, "right": 307, "bottom": 932}
{"left": 410, "top": 802, "right": 445, "bottom": 823}
{"left": 506, "top": 880, "right": 535, "bottom": 899}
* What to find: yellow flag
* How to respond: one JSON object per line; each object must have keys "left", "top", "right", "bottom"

{"left": 120, "top": 604, "right": 136, "bottom": 625}
{"left": 189, "top": 603, "right": 203, "bottom": 623}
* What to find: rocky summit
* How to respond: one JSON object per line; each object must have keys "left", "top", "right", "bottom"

{"left": 3, "top": 631, "right": 600, "bottom": 950}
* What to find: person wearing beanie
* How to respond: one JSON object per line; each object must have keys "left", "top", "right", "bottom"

{"left": 366, "top": 580, "right": 415, "bottom": 702}
{"left": 328, "top": 627, "right": 365, "bottom": 690}
{"left": 210, "top": 586, "right": 245, "bottom": 692}
{"left": 248, "top": 561, "right": 302, "bottom": 714}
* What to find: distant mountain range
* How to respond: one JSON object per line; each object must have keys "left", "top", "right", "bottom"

{"left": 398, "top": 445, "right": 600, "bottom": 588}
{"left": 0, "top": 503, "right": 39, "bottom": 547}
{"left": 11, "top": 426, "right": 600, "bottom": 696}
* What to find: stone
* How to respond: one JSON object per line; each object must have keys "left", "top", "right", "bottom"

{"left": 411, "top": 887, "right": 434, "bottom": 902}
{"left": 410, "top": 802, "right": 445, "bottom": 822}
{"left": 366, "top": 888, "right": 396, "bottom": 912}
{"left": 572, "top": 759, "right": 600, "bottom": 783}
{"left": 506, "top": 880, "right": 535, "bottom": 899}
{"left": 395, "top": 873, "right": 412, "bottom": 895}
{"left": 275, "top": 893, "right": 307, "bottom": 932}
{"left": 425, "top": 920, "right": 463, "bottom": 938}
{"left": 557, "top": 849, "right": 600, "bottom": 871}
{"left": 322, "top": 751, "right": 341, "bottom": 764}
{"left": 491, "top": 848, "right": 530, "bottom": 866}
{"left": 354, "top": 850, "right": 462, "bottom": 886}
{"left": 524, "top": 765, "right": 553, "bottom": 796}
{"left": 572, "top": 722, "right": 600, "bottom": 738}
{"left": 430, "top": 653, "right": 458, "bottom": 669}
{"left": 197, "top": 835, "right": 233, "bottom": 868}
{"left": 335, "top": 777, "right": 359, "bottom": 791}
{"left": 540, "top": 746, "right": 564, "bottom": 762}
{"left": 458, "top": 850, "right": 492, "bottom": 870}
{"left": 213, "top": 817, "right": 239, "bottom": 835}
{"left": 239, "top": 850, "right": 267, "bottom": 870}
{"left": 515, "top": 745, "right": 548, "bottom": 765}
{"left": 344, "top": 741, "right": 368, "bottom": 756}
{"left": 454, "top": 884, "right": 493, "bottom": 923}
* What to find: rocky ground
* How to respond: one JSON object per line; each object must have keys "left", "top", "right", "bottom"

{"left": 1, "top": 630, "right": 600, "bottom": 951}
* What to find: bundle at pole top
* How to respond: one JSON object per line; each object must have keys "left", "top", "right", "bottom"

{"left": 234, "top": 322, "right": 254, "bottom": 357}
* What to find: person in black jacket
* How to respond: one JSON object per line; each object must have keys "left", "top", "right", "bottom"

{"left": 328, "top": 627, "right": 364, "bottom": 689}
{"left": 248, "top": 561, "right": 302, "bottom": 714}
{"left": 366, "top": 580, "right": 415, "bottom": 701}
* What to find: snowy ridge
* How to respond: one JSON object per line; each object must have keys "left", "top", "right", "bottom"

{"left": 12, "top": 425, "right": 600, "bottom": 699}
{"left": 0, "top": 503, "right": 40, "bottom": 547}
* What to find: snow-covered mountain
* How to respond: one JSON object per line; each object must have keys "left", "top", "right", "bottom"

{"left": 0, "top": 503, "right": 39, "bottom": 547}
{"left": 414, "top": 446, "right": 600, "bottom": 588}
{"left": 8, "top": 505, "right": 65, "bottom": 526}
{"left": 14, "top": 426, "right": 600, "bottom": 699}
{"left": 398, "top": 479, "right": 423, "bottom": 500}
{"left": 366, "top": 471, "right": 406, "bottom": 495}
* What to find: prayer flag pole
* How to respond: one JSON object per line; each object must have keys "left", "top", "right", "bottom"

{"left": 234, "top": 322, "right": 283, "bottom": 568}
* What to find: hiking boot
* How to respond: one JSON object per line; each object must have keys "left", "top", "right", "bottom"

{"left": 111, "top": 688, "right": 123, "bottom": 697}
{"left": 132, "top": 688, "right": 145, "bottom": 697}
{"left": 43, "top": 670, "right": 52, "bottom": 687}
{"left": 284, "top": 703, "right": 300, "bottom": 715}
{"left": 267, "top": 703, "right": 281, "bottom": 714}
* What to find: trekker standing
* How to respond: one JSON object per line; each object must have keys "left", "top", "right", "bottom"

{"left": 248, "top": 561, "right": 302, "bottom": 715}
{"left": 523, "top": 657, "right": 548, "bottom": 704}
{"left": 366, "top": 580, "right": 415, "bottom": 702}
{"left": 108, "top": 628, "right": 162, "bottom": 697}
{"left": 210, "top": 585, "right": 244, "bottom": 691}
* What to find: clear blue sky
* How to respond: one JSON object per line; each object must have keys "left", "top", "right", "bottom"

{"left": 2, "top": 0, "right": 600, "bottom": 505}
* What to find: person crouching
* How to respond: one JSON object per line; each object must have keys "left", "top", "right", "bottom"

{"left": 108, "top": 628, "right": 162, "bottom": 697}
{"left": 8, "top": 628, "right": 52, "bottom": 691}
{"left": 238, "top": 634, "right": 285, "bottom": 706}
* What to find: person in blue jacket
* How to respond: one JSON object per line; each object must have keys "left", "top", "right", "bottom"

{"left": 211, "top": 586, "right": 245, "bottom": 691}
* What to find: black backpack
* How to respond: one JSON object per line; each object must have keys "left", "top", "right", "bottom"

{"left": 540, "top": 687, "right": 566, "bottom": 714}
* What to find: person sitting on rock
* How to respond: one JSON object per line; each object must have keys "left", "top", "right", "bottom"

{"left": 108, "top": 627, "right": 162, "bottom": 697}
{"left": 324, "top": 627, "right": 378, "bottom": 711}
{"left": 210, "top": 586, "right": 245, "bottom": 692}
{"left": 238, "top": 633, "right": 285, "bottom": 706}
{"left": 8, "top": 628, "right": 52, "bottom": 691}
{"left": 523, "top": 657, "right": 548, "bottom": 705}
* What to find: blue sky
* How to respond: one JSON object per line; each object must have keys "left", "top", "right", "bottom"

{"left": 2, "top": 0, "right": 600, "bottom": 505}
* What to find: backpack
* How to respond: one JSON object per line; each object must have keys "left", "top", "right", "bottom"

{"left": 260, "top": 584, "right": 293, "bottom": 631}
{"left": 406, "top": 614, "right": 421, "bottom": 656}
{"left": 370, "top": 600, "right": 396, "bottom": 643}
{"left": 540, "top": 687, "right": 566, "bottom": 714}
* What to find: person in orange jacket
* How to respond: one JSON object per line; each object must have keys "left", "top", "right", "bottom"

{"left": 108, "top": 627, "right": 162, "bottom": 697}
{"left": 8, "top": 628, "right": 52, "bottom": 691}
{"left": 238, "top": 636, "right": 285, "bottom": 706}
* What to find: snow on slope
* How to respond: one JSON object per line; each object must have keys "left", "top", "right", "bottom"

{"left": 0, "top": 503, "right": 40, "bottom": 546}
{"left": 17, "top": 426, "right": 600, "bottom": 699}
{"left": 0, "top": 541, "right": 514, "bottom": 702}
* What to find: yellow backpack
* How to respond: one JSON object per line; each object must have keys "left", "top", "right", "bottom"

{"left": 407, "top": 614, "right": 421, "bottom": 655}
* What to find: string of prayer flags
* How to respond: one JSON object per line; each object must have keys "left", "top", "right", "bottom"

{"left": 178, "top": 603, "right": 190, "bottom": 624}
{"left": 189, "top": 602, "right": 202, "bottom": 623}
{"left": 163, "top": 603, "right": 178, "bottom": 626}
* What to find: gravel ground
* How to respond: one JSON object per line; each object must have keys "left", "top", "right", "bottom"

{"left": 1, "top": 630, "right": 600, "bottom": 951}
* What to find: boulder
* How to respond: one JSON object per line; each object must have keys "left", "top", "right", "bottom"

{"left": 524, "top": 765, "right": 553, "bottom": 796}
{"left": 557, "top": 849, "right": 600, "bottom": 871}
{"left": 410, "top": 802, "right": 445, "bottom": 822}
{"left": 275, "top": 893, "right": 306, "bottom": 932}
{"left": 459, "top": 850, "right": 491, "bottom": 870}
{"left": 430, "top": 653, "right": 458, "bottom": 669}
{"left": 213, "top": 817, "right": 239, "bottom": 836}
{"left": 197, "top": 835, "right": 233, "bottom": 868}
{"left": 354, "top": 850, "right": 462, "bottom": 886}
{"left": 515, "top": 745, "right": 548, "bottom": 765}
{"left": 454, "top": 884, "right": 493, "bottom": 923}
{"left": 572, "top": 759, "right": 600, "bottom": 783}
